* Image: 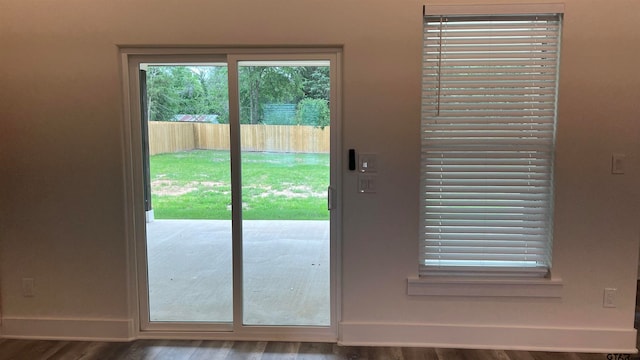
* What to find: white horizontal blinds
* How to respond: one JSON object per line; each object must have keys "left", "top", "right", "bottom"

{"left": 421, "top": 14, "right": 561, "bottom": 276}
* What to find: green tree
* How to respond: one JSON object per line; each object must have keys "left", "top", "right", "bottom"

{"left": 146, "top": 65, "right": 229, "bottom": 122}
{"left": 238, "top": 66, "right": 304, "bottom": 124}
{"left": 301, "top": 66, "right": 330, "bottom": 101}
{"left": 191, "top": 66, "right": 230, "bottom": 123}
{"left": 172, "top": 66, "right": 206, "bottom": 115}
{"left": 146, "top": 67, "right": 179, "bottom": 121}
{"left": 146, "top": 64, "right": 330, "bottom": 126}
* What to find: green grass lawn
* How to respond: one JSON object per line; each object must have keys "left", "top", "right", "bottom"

{"left": 150, "top": 149, "right": 330, "bottom": 220}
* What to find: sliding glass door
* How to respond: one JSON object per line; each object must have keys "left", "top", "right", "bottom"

{"left": 127, "top": 50, "right": 339, "bottom": 339}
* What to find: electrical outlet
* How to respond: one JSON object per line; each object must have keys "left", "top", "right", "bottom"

{"left": 612, "top": 153, "right": 626, "bottom": 174}
{"left": 22, "top": 278, "right": 35, "bottom": 297}
{"left": 603, "top": 288, "right": 617, "bottom": 308}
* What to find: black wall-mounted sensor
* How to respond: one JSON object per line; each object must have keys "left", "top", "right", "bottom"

{"left": 348, "top": 149, "right": 356, "bottom": 171}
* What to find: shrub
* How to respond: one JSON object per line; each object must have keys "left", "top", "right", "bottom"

{"left": 296, "top": 98, "right": 329, "bottom": 129}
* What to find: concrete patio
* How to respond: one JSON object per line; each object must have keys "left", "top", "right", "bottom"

{"left": 145, "top": 219, "right": 330, "bottom": 326}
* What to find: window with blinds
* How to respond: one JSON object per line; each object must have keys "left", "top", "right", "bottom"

{"left": 421, "top": 13, "right": 562, "bottom": 277}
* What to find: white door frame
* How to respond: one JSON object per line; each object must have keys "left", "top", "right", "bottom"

{"left": 119, "top": 47, "right": 342, "bottom": 341}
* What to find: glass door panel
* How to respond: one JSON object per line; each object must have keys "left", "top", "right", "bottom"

{"left": 238, "top": 61, "right": 331, "bottom": 326}
{"left": 143, "top": 64, "right": 233, "bottom": 323}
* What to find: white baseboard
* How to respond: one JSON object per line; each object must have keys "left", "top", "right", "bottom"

{"left": 2, "top": 317, "right": 636, "bottom": 353}
{"left": 339, "top": 322, "right": 638, "bottom": 353}
{"left": 1, "top": 317, "right": 135, "bottom": 341}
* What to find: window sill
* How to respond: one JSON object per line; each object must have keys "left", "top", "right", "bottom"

{"left": 407, "top": 277, "right": 563, "bottom": 298}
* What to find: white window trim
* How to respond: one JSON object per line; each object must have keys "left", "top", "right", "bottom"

{"left": 408, "top": 276, "right": 563, "bottom": 297}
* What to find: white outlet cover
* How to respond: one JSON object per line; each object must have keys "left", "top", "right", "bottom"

{"left": 603, "top": 288, "right": 617, "bottom": 308}
{"left": 611, "top": 153, "right": 625, "bottom": 174}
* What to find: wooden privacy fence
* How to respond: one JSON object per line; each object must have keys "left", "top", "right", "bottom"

{"left": 148, "top": 121, "right": 330, "bottom": 155}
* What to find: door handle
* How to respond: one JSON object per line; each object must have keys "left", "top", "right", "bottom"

{"left": 327, "top": 186, "right": 334, "bottom": 211}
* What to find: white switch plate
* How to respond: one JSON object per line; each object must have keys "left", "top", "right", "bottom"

{"left": 358, "top": 174, "right": 377, "bottom": 193}
{"left": 611, "top": 153, "right": 625, "bottom": 174}
{"left": 359, "top": 153, "right": 377, "bottom": 173}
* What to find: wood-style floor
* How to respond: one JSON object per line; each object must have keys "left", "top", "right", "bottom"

{"left": 0, "top": 338, "right": 632, "bottom": 360}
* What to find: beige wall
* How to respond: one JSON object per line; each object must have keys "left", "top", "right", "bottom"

{"left": 1, "top": 0, "right": 639, "bottom": 351}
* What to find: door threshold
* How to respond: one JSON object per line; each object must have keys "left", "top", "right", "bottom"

{"left": 137, "top": 328, "right": 337, "bottom": 343}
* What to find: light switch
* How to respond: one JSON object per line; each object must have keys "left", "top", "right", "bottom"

{"left": 612, "top": 153, "right": 626, "bottom": 174}
{"left": 359, "top": 153, "right": 377, "bottom": 173}
{"left": 358, "top": 174, "right": 377, "bottom": 193}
